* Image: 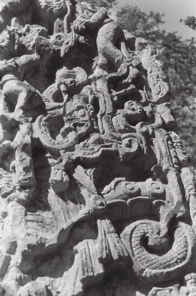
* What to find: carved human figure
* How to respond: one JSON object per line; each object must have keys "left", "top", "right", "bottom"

{"left": 60, "top": 6, "right": 109, "bottom": 59}
{"left": 112, "top": 100, "right": 145, "bottom": 134}
{"left": 11, "top": 132, "right": 36, "bottom": 191}
{"left": 96, "top": 20, "right": 125, "bottom": 72}
{"left": 42, "top": 66, "right": 88, "bottom": 113}
{"left": 73, "top": 6, "right": 108, "bottom": 35}
{"left": 49, "top": 156, "right": 71, "bottom": 194}
{"left": 0, "top": 32, "right": 48, "bottom": 123}
{"left": 61, "top": 5, "right": 127, "bottom": 75}
{"left": 113, "top": 100, "right": 173, "bottom": 138}
{"left": 35, "top": 93, "right": 98, "bottom": 158}
{"left": 1, "top": 57, "right": 40, "bottom": 123}
{"left": 124, "top": 100, "right": 145, "bottom": 125}
{"left": 60, "top": 94, "right": 97, "bottom": 140}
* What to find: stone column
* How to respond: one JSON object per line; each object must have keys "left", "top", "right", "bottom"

{"left": 0, "top": 1, "right": 195, "bottom": 295}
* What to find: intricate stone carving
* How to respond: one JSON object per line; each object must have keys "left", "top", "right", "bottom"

{"left": 0, "top": 1, "right": 195, "bottom": 295}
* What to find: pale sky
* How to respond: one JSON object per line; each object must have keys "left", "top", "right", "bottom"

{"left": 114, "top": 0, "right": 196, "bottom": 39}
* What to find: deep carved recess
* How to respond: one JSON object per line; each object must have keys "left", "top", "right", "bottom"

{"left": 0, "top": 1, "right": 195, "bottom": 295}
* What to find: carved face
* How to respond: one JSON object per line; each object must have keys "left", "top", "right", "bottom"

{"left": 50, "top": 33, "right": 64, "bottom": 47}
{"left": 124, "top": 100, "right": 144, "bottom": 124}
{"left": 0, "top": 30, "right": 16, "bottom": 60}
{"left": 75, "top": 105, "right": 88, "bottom": 120}
{"left": 74, "top": 104, "right": 95, "bottom": 124}
{"left": 56, "top": 67, "right": 76, "bottom": 88}
{"left": 14, "top": 148, "right": 36, "bottom": 188}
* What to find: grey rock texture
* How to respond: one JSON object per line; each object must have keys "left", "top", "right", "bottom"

{"left": 0, "top": 1, "right": 195, "bottom": 295}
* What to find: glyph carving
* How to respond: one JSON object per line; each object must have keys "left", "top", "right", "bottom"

{"left": 0, "top": 1, "right": 195, "bottom": 295}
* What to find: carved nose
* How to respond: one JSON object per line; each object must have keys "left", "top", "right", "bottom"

{"left": 92, "top": 195, "right": 107, "bottom": 209}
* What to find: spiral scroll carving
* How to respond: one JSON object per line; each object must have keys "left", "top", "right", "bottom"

{"left": 121, "top": 220, "right": 194, "bottom": 283}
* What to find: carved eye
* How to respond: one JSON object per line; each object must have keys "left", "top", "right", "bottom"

{"left": 150, "top": 182, "right": 165, "bottom": 196}
{"left": 130, "top": 107, "right": 136, "bottom": 111}
{"left": 78, "top": 109, "right": 86, "bottom": 118}
{"left": 128, "top": 101, "right": 133, "bottom": 106}
{"left": 152, "top": 183, "right": 161, "bottom": 191}
{"left": 126, "top": 184, "right": 135, "bottom": 191}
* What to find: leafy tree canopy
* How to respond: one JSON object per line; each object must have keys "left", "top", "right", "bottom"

{"left": 180, "top": 16, "right": 196, "bottom": 31}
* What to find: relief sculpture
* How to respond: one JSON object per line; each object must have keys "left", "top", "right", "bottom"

{"left": 0, "top": 1, "right": 195, "bottom": 296}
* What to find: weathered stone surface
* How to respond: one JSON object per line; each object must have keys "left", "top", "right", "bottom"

{"left": 0, "top": 1, "right": 195, "bottom": 295}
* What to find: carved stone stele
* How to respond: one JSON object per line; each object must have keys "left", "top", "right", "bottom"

{"left": 0, "top": 1, "right": 196, "bottom": 295}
